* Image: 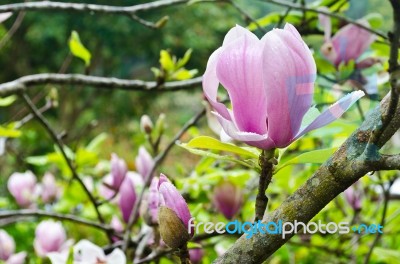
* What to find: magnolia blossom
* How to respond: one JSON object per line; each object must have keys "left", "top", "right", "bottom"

{"left": 47, "top": 239, "right": 126, "bottom": 264}
{"left": 189, "top": 248, "right": 204, "bottom": 264}
{"left": 135, "top": 146, "right": 154, "bottom": 181}
{"left": 110, "top": 216, "right": 124, "bottom": 242}
{"left": 41, "top": 172, "right": 59, "bottom": 203}
{"left": 344, "top": 182, "right": 362, "bottom": 211}
{"left": 119, "top": 176, "right": 137, "bottom": 223}
{"left": 34, "top": 220, "right": 71, "bottom": 257}
{"left": 203, "top": 23, "right": 364, "bottom": 149}
{"left": 110, "top": 153, "right": 128, "bottom": 189}
{"left": 140, "top": 177, "right": 159, "bottom": 226}
{"left": 319, "top": 8, "right": 375, "bottom": 67}
{"left": 7, "top": 171, "right": 37, "bottom": 207}
{"left": 0, "top": 230, "right": 27, "bottom": 264}
{"left": 213, "top": 181, "right": 243, "bottom": 220}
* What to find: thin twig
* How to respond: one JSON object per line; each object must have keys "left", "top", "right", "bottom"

{"left": 0, "top": 209, "right": 113, "bottom": 232}
{"left": 20, "top": 92, "right": 109, "bottom": 236}
{"left": 263, "top": 0, "right": 387, "bottom": 39}
{"left": 363, "top": 177, "right": 394, "bottom": 264}
{"left": 255, "top": 149, "right": 275, "bottom": 221}
{"left": 122, "top": 107, "right": 207, "bottom": 251}
{"left": 0, "top": 10, "right": 25, "bottom": 50}
{"left": 228, "top": 0, "right": 267, "bottom": 33}
{"left": 0, "top": 74, "right": 202, "bottom": 97}
{"left": 0, "top": 0, "right": 188, "bottom": 15}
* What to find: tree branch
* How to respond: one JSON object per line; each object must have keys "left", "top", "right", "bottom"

{"left": 0, "top": 74, "right": 202, "bottom": 97}
{"left": 20, "top": 92, "right": 110, "bottom": 238}
{"left": 0, "top": 0, "right": 188, "bottom": 15}
{"left": 262, "top": 0, "right": 387, "bottom": 39}
{"left": 213, "top": 90, "right": 400, "bottom": 263}
{"left": 0, "top": 209, "right": 114, "bottom": 232}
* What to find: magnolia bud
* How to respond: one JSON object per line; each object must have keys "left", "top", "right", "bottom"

{"left": 135, "top": 146, "right": 154, "bottom": 181}
{"left": 7, "top": 171, "right": 37, "bottom": 208}
{"left": 119, "top": 177, "right": 137, "bottom": 223}
{"left": 0, "top": 230, "right": 15, "bottom": 260}
{"left": 344, "top": 183, "right": 362, "bottom": 211}
{"left": 158, "top": 206, "right": 191, "bottom": 249}
{"left": 140, "top": 115, "right": 154, "bottom": 134}
{"left": 34, "top": 220, "right": 67, "bottom": 257}
{"left": 41, "top": 172, "right": 59, "bottom": 203}
{"left": 213, "top": 181, "right": 243, "bottom": 220}
{"left": 189, "top": 248, "right": 204, "bottom": 264}
{"left": 110, "top": 153, "right": 128, "bottom": 189}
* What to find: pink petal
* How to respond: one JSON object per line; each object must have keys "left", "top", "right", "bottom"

{"left": 6, "top": 252, "right": 27, "bottom": 264}
{"left": 261, "top": 24, "right": 316, "bottom": 147}
{"left": 216, "top": 32, "right": 268, "bottom": 135}
{"left": 295, "top": 91, "right": 365, "bottom": 139}
{"left": 317, "top": 7, "right": 332, "bottom": 42}
{"left": 222, "top": 24, "right": 259, "bottom": 46}
{"left": 203, "top": 48, "right": 231, "bottom": 120}
{"left": 214, "top": 112, "right": 275, "bottom": 149}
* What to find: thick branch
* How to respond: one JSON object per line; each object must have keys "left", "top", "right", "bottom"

{"left": 0, "top": 0, "right": 188, "bottom": 15}
{"left": 214, "top": 92, "right": 400, "bottom": 263}
{"left": 263, "top": 0, "right": 387, "bottom": 39}
{"left": 0, "top": 209, "right": 113, "bottom": 232}
{"left": 0, "top": 74, "right": 202, "bottom": 97}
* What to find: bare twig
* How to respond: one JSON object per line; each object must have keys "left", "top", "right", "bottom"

{"left": 262, "top": 0, "right": 387, "bottom": 39}
{"left": 0, "top": 74, "right": 202, "bottom": 97}
{"left": 122, "top": 107, "right": 207, "bottom": 251}
{"left": 20, "top": 93, "right": 108, "bottom": 235}
{"left": 0, "top": 209, "right": 114, "bottom": 232}
{"left": 363, "top": 177, "right": 394, "bottom": 264}
{"left": 0, "top": 10, "right": 25, "bottom": 50}
{"left": 0, "top": 0, "right": 188, "bottom": 15}
{"left": 228, "top": 0, "right": 267, "bottom": 33}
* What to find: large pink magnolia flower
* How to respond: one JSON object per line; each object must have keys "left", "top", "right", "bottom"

{"left": 203, "top": 23, "right": 364, "bottom": 149}
{"left": 319, "top": 9, "right": 376, "bottom": 67}
{"left": 0, "top": 230, "right": 26, "bottom": 264}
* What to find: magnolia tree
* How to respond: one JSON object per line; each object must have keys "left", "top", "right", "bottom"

{"left": 0, "top": 0, "right": 399, "bottom": 263}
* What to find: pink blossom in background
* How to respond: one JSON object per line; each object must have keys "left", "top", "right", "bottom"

{"left": 213, "top": 181, "right": 243, "bottom": 220}
{"left": 0, "top": 229, "right": 27, "bottom": 264}
{"left": 47, "top": 239, "right": 126, "bottom": 264}
{"left": 7, "top": 171, "right": 37, "bottom": 208}
{"left": 34, "top": 220, "right": 70, "bottom": 257}
{"left": 40, "top": 172, "right": 60, "bottom": 203}
{"left": 119, "top": 176, "right": 137, "bottom": 223}
{"left": 135, "top": 146, "right": 154, "bottom": 181}
{"left": 319, "top": 8, "right": 376, "bottom": 67}
{"left": 110, "top": 153, "right": 128, "bottom": 189}
{"left": 203, "top": 23, "right": 364, "bottom": 149}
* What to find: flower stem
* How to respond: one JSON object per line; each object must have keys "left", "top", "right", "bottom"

{"left": 255, "top": 149, "right": 276, "bottom": 222}
{"left": 179, "top": 244, "right": 191, "bottom": 264}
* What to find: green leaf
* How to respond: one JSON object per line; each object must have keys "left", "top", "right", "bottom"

{"left": 172, "top": 68, "right": 198, "bottom": 80}
{"left": 176, "top": 49, "right": 193, "bottom": 69}
{"left": 159, "top": 50, "right": 175, "bottom": 71}
{"left": 179, "top": 143, "right": 257, "bottom": 169}
{"left": 86, "top": 133, "right": 107, "bottom": 152}
{"left": 66, "top": 245, "right": 74, "bottom": 264}
{"left": 372, "top": 248, "right": 400, "bottom": 263}
{"left": 183, "top": 136, "right": 260, "bottom": 158}
{"left": 0, "top": 95, "right": 17, "bottom": 107}
{"left": 69, "top": 30, "right": 91, "bottom": 66}
{"left": 364, "top": 13, "right": 383, "bottom": 29}
{"left": 247, "top": 13, "right": 281, "bottom": 31}
{"left": 0, "top": 125, "right": 21, "bottom": 138}
{"left": 338, "top": 60, "right": 355, "bottom": 80}
{"left": 275, "top": 147, "right": 337, "bottom": 173}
